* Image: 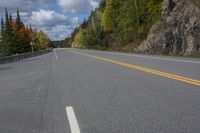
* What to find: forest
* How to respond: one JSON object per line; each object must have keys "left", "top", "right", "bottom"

{"left": 0, "top": 9, "right": 51, "bottom": 56}
{"left": 70, "top": 0, "right": 163, "bottom": 51}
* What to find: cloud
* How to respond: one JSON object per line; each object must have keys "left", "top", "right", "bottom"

{"left": 50, "top": 25, "right": 74, "bottom": 40}
{"left": 0, "top": 0, "right": 101, "bottom": 40}
{"left": 58, "top": 0, "right": 100, "bottom": 13}
{"left": 0, "top": 0, "right": 21, "bottom": 8}
{"left": 71, "top": 17, "right": 79, "bottom": 26}
{"left": 29, "top": 9, "right": 68, "bottom": 26}
{"left": 39, "top": 25, "right": 73, "bottom": 40}
{"left": 89, "top": 0, "right": 100, "bottom": 9}
{"left": 58, "top": 0, "right": 92, "bottom": 13}
{"left": 0, "top": 0, "right": 54, "bottom": 18}
{"left": 27, "top": 9, "right": 80, "bottom": 40}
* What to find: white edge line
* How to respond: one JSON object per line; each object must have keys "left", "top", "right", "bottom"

{"left": 108, "top": 52, "right": 200, "bottom": 64}
{"left": 53, "top": 49, "right": 58, "bottom": 60}
{"left": 69, "top": 49, "right": 200, "bottom": 64}
{"left": 66, "top": 106, "right": 81, "bottom": 133}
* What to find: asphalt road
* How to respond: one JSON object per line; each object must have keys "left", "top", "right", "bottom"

{"left": 0, "top": 48, "right": 200, "bottom": 133}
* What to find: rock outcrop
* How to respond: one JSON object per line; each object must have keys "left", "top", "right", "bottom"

{"left": 138, "top": 0, "right": 200, "bottom": 55}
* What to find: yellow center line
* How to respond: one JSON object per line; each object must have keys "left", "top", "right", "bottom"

{"left": 69, "top": 50, "right": 200, "bottom": 86}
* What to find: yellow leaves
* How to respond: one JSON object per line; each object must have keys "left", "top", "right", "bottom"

{"left": 72, "top": 28, "right": 84, "bottom": 48}
{"left": 147, "top": 0, "right": 163, "bottom": 14}
{"left": 102, "top": 0, "right": 112, "bottom": 32}
{"left": 74, "top": 29, "right": 83, "bottom": 43}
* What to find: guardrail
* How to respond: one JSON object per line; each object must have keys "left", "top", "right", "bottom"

{"left": 0, "top": 49, "right": 53, "bottom": 64}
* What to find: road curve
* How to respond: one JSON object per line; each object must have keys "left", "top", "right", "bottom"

{"left": 0, "top": 48, "right": 200, "bottom": 133}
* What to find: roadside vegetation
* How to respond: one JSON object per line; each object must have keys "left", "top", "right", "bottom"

{"left": 51, "top": 38, "right": 71, "bottom": 48}
{"left": 0, "top": 9, "right": 51, "bottom": 56}
{"left": 68, "top": 0, "right": 200, "bottom": 58}
{"left": 70, "top": 0, "right": 163, "bottom": 51}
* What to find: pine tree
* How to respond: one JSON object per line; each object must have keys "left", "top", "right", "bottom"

{"left": 0, "top": 9, "right": 51, "bottom": 55}
{"left": 9, "top": 14, "right": 13, "bottom": 24}
{"left": 2, "top": 9, "right": 12, "bottom": 55}
{"left": 0, "top": 17, "right": 4, "bottom": 56}
{"left": 16, "top": 9, "right": 23, "bottom": 30}
{"left": 4, "top": 10, "right": 20, "bottom": 55}
{"left": 1, "top": 17, "right": 4, "bottom": 32}
{"left": 1, "top": 17, "right": 4, "bottom": 35}
{"left": 5, "top": 9, "right": 9, "bottom": 30}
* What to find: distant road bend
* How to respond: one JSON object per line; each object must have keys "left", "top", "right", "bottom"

{"left": 0, "top": 48, "right": 200, "bottom": 133}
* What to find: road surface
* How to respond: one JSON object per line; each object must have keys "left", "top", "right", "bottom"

{"left": 0, "top": 48, "right": 200, "bottom": 133}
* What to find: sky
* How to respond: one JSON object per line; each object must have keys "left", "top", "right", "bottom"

{"left": 0, "top": 0, "right": 101, "bottom": 41}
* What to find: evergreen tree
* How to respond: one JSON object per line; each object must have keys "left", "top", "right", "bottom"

{"left": 1, "top": 17, "right": 4, "bottom": 32}
{"left": 9, "top": 14, "right": 13, "bottom": 24}
{"left": 16, "top": 9, "right": 23, "bottom": 30}
{"left": 3, "top": 9, "right": 12, "bottom": 55}
{"left": 0, "top": 9, "right": 51, "bottom": 55}
{"left": 5, "top": 9, "right": 9, "bottom": 30}
{"left": 0, "top": 17, "right": 4, "bottom": 56}
{"left": 4, "top": 10, "right": 19, "bottom": 55}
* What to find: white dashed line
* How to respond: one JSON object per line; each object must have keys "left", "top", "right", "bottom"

{"left": 53, "top": 49, "right": 58, "bottom": 60}
{"left": 66, "top": 106, "right": 81, "bottom": 133}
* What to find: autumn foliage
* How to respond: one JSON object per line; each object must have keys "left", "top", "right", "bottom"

{"left": 0, "top": 9, "right": 51, "bottom": 56}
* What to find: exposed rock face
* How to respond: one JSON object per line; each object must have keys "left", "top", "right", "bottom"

{"left": 139, "top": 0, "right": 200, "bottom": 55}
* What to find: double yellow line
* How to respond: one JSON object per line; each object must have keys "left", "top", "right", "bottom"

{"left": 70, "top": 50, "right": 200, "bottom": 86}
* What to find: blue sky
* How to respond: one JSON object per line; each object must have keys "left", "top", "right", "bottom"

{"left": 0, "top": 0, "right": 101, "bottom": 40}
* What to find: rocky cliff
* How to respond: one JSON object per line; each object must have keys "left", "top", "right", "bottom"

{"left": 138, "top": 0, "right": 200, "bottom": 55}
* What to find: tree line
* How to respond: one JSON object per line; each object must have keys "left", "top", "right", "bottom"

{"left": 70, "top": 0, "right": 163, "bottom": 51}
{"left": 0, "top": 9, "right": 51, "bottom": 56}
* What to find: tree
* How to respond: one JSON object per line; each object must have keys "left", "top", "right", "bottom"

{"left": 16, "top": 9, "right": 23, "bottom": 30}
{"left": 1, "top": 17, "right": 4, "bottom": 31}
{"left": 2, "top": 9, "right": 12, "bottom": 55}
{"left": 31, "top": 31, "right": 50, "bottom": 51}
{"left": 0, "top": 17, "right": 4, "bottom": 56}
{"left": 70, "top": 0, "right": 163, "bottom": 51}
{"left": 0, "top": 9, "right": 51, "bottom": 56}
{"left": 134, "top": 0, "right": 140, "bottom": 28}
{"left": 9, "top": 14, "right": 13, "bottom": 24}
{"left": 102, "top": 0, "right": 113, "bottom": 32}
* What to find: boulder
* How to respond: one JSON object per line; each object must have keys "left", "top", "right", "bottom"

{"left": 138, "top": 0, "right": 200, "bottom": 55}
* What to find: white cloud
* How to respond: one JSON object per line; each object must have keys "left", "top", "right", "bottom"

{"left": 30, "top": 9, "right": 68, "bottom": 26}
{"left": 89, "top": 0, "right": 100, "bottom": 9}
{"left": 12, "top": 12, "right": 30, "bottom": 19}
{"left": 58, "top": 0, "right": 93, "bottom": 13}
{"left": 28, "top": 10, "right": 78, "bottom": 40}
{"left": 0, "top": 0, "right": 21, "bottom": 8}
{"left": 71, "top": 17, "right": 79, "bottom": 26}
{"left": 19, "top": 12, "right": 30, "bottom": 17}
{"left": 0, "top": 0, "right": 101, "bottom": 40}
{"left": 47, "top": 25, "right": 74, "bottom": 40}
{"left": 0, "top": 0, "right": 54, "bottom": 16}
